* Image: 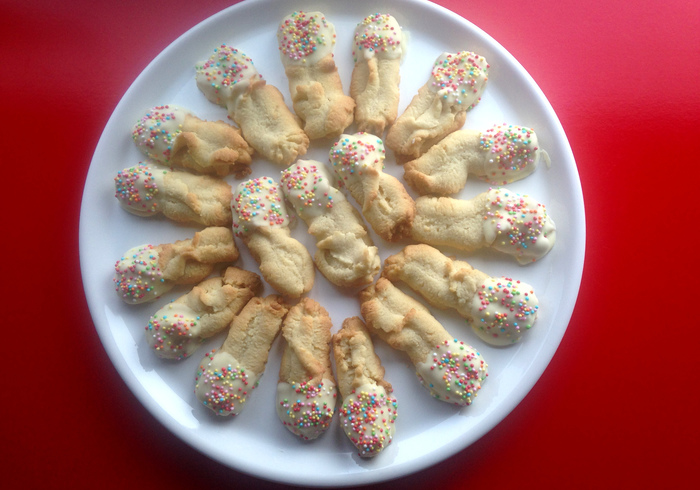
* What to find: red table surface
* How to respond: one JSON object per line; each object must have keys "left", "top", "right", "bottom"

{"left": 2, "top": 0, "right": 698, "bottom": 488}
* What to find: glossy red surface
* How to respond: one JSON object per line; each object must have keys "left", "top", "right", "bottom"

{"left": 3, "top": 0, "right": 698, "bottom": 488}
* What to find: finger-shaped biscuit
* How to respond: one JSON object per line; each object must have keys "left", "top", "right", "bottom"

{"left": 411, "top": 188, "right": 556, "bottom": 264}
{"left": 280, "top": 160, "right": 380, "bottom": 288}
{"left": 131, "top": 105, "right": 253, "bottom": 177}
{"left": 404, "top": 124, "right": 545, "bottom": 195}
{"left": 277, "top": 11, "right": 354, "bottom": 139}
{"left": 332, "top": 317, "right": 397, "bottom": 457}
{"left": 113, "top": 227, "right": 239, "bottom": 304}
{"left": 386, "top": 51, "right": 489, "bottom": 160}
{"left": 329, "top": 132, "right": 415, "bottom": 242}
{"left": 114, "top": 163, "right": 233, "bottom": 226}
{"left": 145, "top": 267, "right": 262, "bottom": 360}
{"left": 383, "top": 244, "right": 539, "bottom": 345}
{"left": 360, "top": 278, "right": 488, "bottom": 406}
{"left": 232, "top": 176, "right": 315, "bottom": 297}
{"left": 350, "top": 13, "right": 404, "bottom": 136}
{"left": 196, "top": 45, "right": 309, "bottom": 166}
{"left": 276, "top": 298, "right": 337, "bottom": 440}
{"left": 194, "top": 295, "right": 288, "bottom": 416}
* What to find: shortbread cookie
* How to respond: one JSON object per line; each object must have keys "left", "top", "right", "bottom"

{"left": 332, "top": 316, "right": 397, "bottom": 457}
{"left": 131, "top": 105, "right": 253, "bottom": 177}
{"left": 350, "top": 13, "right": 404, "bottom": 136}
{"left": 196, "top": 44, "right": 309, "bottom": 166}
{"left": 411, "top": 187, "right": 556, "bottom": 264}
{"left": 145, "top": 267, "right": 261, "bottom": 360}
{"left": 114, "top": 163, "right": 233, "bottom": 226}
{"left": 383, "top": 244, "right": 539, "bottom": 345}
{"left": 329, "top": 132, "right": 415, "bottom": 242}
{"left": 113, "top": 227, "right": 239, "bottom": 304}
{"left": 360, "top": 278, "right": 488, "bottom": 406}
{"left": 386, "top": 51, "right": 489, "bottom": 160}
{"left": 195, "top": 295, "right": 288, "bottom": 416}
{"left": 404, "top": 124, "right": 546, "bottom": 195}
{"left": 276, "top": 298, "right": 336, "bottom": 440}
{"left": 277, "top": 11, "right": 354, "bottom": 139}
{"left": 232, "top": 176, "right": 315, "bottom": 297}
{"left": 280, "top": 160, "right": 380, "bottom": 287}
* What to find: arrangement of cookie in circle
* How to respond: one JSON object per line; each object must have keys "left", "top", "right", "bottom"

{"left": 108, "top": 8, "right": 561, "bottom": 460}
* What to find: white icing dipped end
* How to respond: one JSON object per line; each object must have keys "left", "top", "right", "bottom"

{"left": 231, "top": 176, "right": 291, "bottom": 237}
{"left": 479, "top": 124, "right": 542, "bottom": 185}
{"left": 114, "top": 163, "right": 167, "bottom": 217}
{"left": 146, "top": 302, "right": 204, "bottom": 360}
{"left": 113, "top": 244, "right": 173, "bottom": 304}
{"left": 276, "top": 378, "right": 337, "bottom": 440}
{"left": 195, "top": 44, "right": 260, "bottom": 108}
{"left": 194, "top": 351, "right": 261, "bottom": 416}
{"left": 414, "top": 338, "right": 488, "bottom": 406}
{"left": 338, "top": 383, "right": 397, "bottom": 457}
{"left": 353, "top": 13, "right": 404, "bottom": 62}
{"left": 470, "top": 277, "right": 539, "bottom": 346}
{"left": 328, "top": 132, "right": 385, "bottom": 186}
{"left": 430, "top": 51, "right": 488, "bottom": 111}
{"left": 482, "top": 188, "right": 556, "bottom": 264}
{"left": 279, "top": 160, "right": 336, "bottom": 220}
{"left": 277, "top": 11, "right": 336, "bottom": 66}
{"left": 131, "top": 105, "right": 193, "bottom": 163}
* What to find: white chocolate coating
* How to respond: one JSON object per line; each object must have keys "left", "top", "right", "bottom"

{"left": 194, "top": 351, "right": 261, "bottom": 416}
{"left": 337, "top": 383, "right": 397, "bottom": 457}
{"left": 231, "top": 176, "right": 290, "bottom": 237}
{"left": 479, "top": 124, "right": 543, "bottom": 185}
{"left": 195, "top": 45, "right": 261, "bottom": 108}
{"left": 482, "top": 188, "right": 556, "bottom": 264}
{"left": 430, "top": 51, "right": 488, "bottom": 110}
{"left": 352, "top": 13, "right": 404, "bottom": 62}
{"left": 279, "top": 160, "right": 336, "bottom": 220}
{"left": 470, "top": 277, "right": 539, "bottom": 346}
{"left": 146, "top": 302, "right": 204, "bottom": 360}
{"left": 328, "top": 132, "right": 385, "bottom": 186}
{"left": 131, "top": 105, "right": 193, "bottom": 163}
{"left": 276, "top": 378, "right": 337, "bottom": 440}
{"left": 277, "top": 11, "right": 336, "bottom": 66}
{"left": 114, "top": 163, "right": 167, "bottom": 217}
{"left": 113, "top": 244, "right": 173, "bottom": 304}
{"left": 414, "top": 338, "right": 488, "bottom": 406}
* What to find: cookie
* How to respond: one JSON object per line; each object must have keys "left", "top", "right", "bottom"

{"left": 277, "top": 11, "right": 354, "bottom": 139}
{"left": 280, "top": 160, "right": 380, "bottom": 287}
{"left": 113, "top": 226, "right": 239, "bottom": 304}
{"left": 232, "top": 176, "right": 315, "bottom": 297}
{"left": 383, "top": 244, "right": 539, "bottom": 345}
{"left": 404, "top": 124, "right": 545, "bottom": 195}
{"left": 349, "top": 13, "right": 404, "bottom": 136}
{"left": 131, "top": 105, "right": 253, "bottom": 177}
{"left": 196, "top": 45, "right": 309, "bottom": 166}
{"left": 332, "top": 316, "right": 397, "bottom": 457}
{"left": 411, "top": 188, "right": 556, "bottom": 264}
{"left": 194, "top": 295, "right": 288, "bottom": 416}
{"left": 386, "top": 51, "right": 489, "bottom": 160}
{"left": 114, "top": 163, "right": 233, "bottom": 226}
{"left": 329, "top": 132, "right": 415, "bottom": 242}
{"left": 276, "top": 298, "right": 337, "bottom": 440}
{"left": 360, "top": 278, "right": 488, "bottom": 406}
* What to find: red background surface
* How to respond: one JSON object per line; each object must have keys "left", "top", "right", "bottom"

{"left": 2, "top": 0, "right": 698, "bottom": 488}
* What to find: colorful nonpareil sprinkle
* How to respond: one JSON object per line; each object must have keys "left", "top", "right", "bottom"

{"left": 431, "top": 51, "right": 489, "bottom": 108}
{"left": 329, "top": 132, "right": 385, "bottom": 182}
{"left": 232, "top": 177, "right": 289, "bottom": 236}
{"left": 195, "top": 351, "right": 257, "bottom": 416}
{"left": 280, "top": 163, "right": 333, "bottom": 215}
{"left": 352, "top": 13, "right": 403, "bottom": 62}
{"left": 113, "top": 244, "right": 171, "bottom": 303}
{"left": 131, "top": 105, "right": 188, "bottom": 162}
{"left": 277, "top": 379, "right": 337, "bottom": 440}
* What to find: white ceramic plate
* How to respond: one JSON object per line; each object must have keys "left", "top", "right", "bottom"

{"left": 79, "top": 0, "right": 584, "bottom": 486}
